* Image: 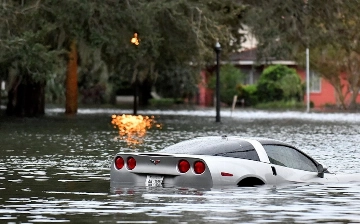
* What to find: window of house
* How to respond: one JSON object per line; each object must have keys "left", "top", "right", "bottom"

{"left": 263, "top": 145, "right": 318, "bottom": 172}
{"left": 349, "top": 88, "right": 360, "bottom": 95}
{"left": 310, "top": 71, "right": 321, "bottom": 93}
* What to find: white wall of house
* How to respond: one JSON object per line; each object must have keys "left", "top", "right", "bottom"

{"left": 238, "top": 25, "right": 258, "bottom": 51}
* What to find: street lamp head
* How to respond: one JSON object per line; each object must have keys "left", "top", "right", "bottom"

{"left": 131, "top": 33, "right": 140, "bottom": 46}
{"left": 214, "top": 41, "right": 221, "bottom": 52}
{"left": 215, "top": 41, "right": 221, "bottom": 49}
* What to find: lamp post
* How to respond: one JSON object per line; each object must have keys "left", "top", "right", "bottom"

{"left": 306, "top": 48, "right": 310, "bottom": 113}
{"left": 133, "top": 79, "right": 139, "bottom": 115}
{"left": 131, "top": 33, "right": 140, "bottom": 115}
{"left": 214, "top": 41, "right": 221, "bottom": 122}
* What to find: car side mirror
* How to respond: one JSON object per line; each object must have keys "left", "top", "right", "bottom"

{"left": 317, "top": 164, "right": 324, "bottom": 178}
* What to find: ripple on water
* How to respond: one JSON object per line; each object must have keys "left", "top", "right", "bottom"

{"left": 1, "top": 111, "right": 360, "bottom": 223}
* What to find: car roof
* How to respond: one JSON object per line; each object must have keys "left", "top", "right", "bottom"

{"left": 243, "top": 137, "right": 292, "bottom": 146}
{"left": 158, "top": 136, "right": 276, "bottom": 156}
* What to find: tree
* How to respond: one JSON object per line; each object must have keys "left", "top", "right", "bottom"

{"left": 345, "top": 52, "right": 360, "bottom": 109}
{"left": 0, "top": 0, "right": 130, "bottom": 116}
{"left": 330, "top": 2, "right": 360, "bottom": 109}
{"left": 208, "top": 64, "right": 246, "bottom": 104}
{"left": 1, "top": 0, "right": 246, "bottom": 116}
{"left": 306, "top": 45, "right": 347, "bottom": 109}
{"left": 0, "top": 1, "right": 61, "bottom": 116}
{"left": 110, "top": 0, "right": 246, "bottom": 106}
{"left": 65, "top": 40, "right": 78, "bottom": 114}
{"left": 242, "top": 0, "right": 360, "bottom": 109}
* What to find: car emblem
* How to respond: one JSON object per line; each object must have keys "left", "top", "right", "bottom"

{"left": 150, "top": 159, "right": 161, "bottom": 165}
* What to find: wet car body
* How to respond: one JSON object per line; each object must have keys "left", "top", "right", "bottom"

{"left": 110, "top": 136, "right": 360, "bottom": 189}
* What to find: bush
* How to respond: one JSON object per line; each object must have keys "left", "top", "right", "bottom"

{"left": 236, "top": 84, "right": 258, "bottom": 106}
{"left": 208, "top": 64, "right": 246, "bottom": 105}
{"left": 310, "top": 101, "right": 314, "bottom": 108}
{"left": 257, "top": 65, "right": 303, "bottom": 103}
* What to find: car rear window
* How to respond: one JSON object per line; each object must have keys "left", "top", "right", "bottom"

{"left": 214, "top": 148, "right": 259, "bottom": 161}
{"left": 158, "top": 137, "right": 260, "bottom": 161}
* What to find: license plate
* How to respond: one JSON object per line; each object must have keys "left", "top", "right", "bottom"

{"left": 146, "top": 175, "right": 164, "bottom": 187}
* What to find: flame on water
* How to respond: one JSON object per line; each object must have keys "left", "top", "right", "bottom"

{"left": 111, "top": 114, "right": 161, "bottom": 146}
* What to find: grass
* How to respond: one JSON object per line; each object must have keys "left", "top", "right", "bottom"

{"left": 254, "top": 100, "right": 306, "bottom": 110}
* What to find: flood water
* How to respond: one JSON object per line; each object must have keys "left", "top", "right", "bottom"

{"left": 1, "top": 108, "right": 360, "bottom": 223}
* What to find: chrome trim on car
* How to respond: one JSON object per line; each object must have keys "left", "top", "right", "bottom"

{"left": 150, "top": 159, "right": 161, "bottom": 165}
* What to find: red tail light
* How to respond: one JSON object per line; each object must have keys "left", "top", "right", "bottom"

{"left": 127, "top": 157, "right": 136, "bottom": 170}
{"left": 115, "top": 156, "right": 124, "bottom": 170}
{"left": 194, "top": 161, "right": 206, "bottom": 174}
{"left": 178, "top": 160, "right": 190, "bottom": 173}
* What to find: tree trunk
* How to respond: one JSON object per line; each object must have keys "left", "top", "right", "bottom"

{"left": 5, "top": 90, "right": 15, "bottom": 116}
{"left": 333, "top": 84, "right": 347, "bottom": 110}
{"left": 140, "top": 78, "right": 152, "bottom": 106}
{"left": 348, "top": 86, "right": 360, "bottom": 110}
{"left": 133, "top": 80, "right": 138, "bottom": 115}
{"left": 65, "top": 39, "right": 78, "bottom": 114}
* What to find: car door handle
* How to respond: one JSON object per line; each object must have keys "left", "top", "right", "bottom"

{"left": 271, "top": 166, "right": 277, "bottom": 176}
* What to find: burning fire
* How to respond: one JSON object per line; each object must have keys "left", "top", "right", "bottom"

{"left": 111, "top": 114, "right": 161, "bottom": 146}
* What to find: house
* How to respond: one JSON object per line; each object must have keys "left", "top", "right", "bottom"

{"left": 198, "top": 48, "right": 360, "bottom": 108}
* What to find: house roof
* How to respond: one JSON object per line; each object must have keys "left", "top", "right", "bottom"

{"left": 228, "top": 48, "right": 296, "bottom": 65}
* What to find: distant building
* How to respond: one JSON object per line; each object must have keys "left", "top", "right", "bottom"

{"left": 198, "top": 48, "right": 360, "bottom": 108}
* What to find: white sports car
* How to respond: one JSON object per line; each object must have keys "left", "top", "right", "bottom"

{"left": 110, "top": 136, "right": 360, "bottom": 189}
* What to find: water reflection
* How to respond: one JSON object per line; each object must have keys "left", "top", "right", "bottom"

{"left": 2, "top": 183, "right": 360, "bottom": 223}
{"left": 111, "top": 114, "right": 161, "bottom": 146}
{"left": 107, "top": 183, "right": 360, "bottom": 223}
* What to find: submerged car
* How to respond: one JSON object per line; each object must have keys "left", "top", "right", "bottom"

{"left": 110, "top": 136, "right": 360, "bottom": 189}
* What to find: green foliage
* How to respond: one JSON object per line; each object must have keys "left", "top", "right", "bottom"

{"left": 209, "top": 64, "right": 246, "bottom": 104}
{"left": 45, "top": 72, "right": 66, "bottom": 104}
{"left": 155, "top": 64, "right": 199, "bottom": 99}
{"left": 0, "top": 0, "right": 246, "bottom": 107}
{"left": 104, "top": 0, "right": 246, "bottom": 92}
{"left": 236, "top": 84, "right": 258, "bottom": 106}
{"left": 254, "top": 100, "right": 305, "bottom": 110}
{"left": 310, "top": 101, "right": 314, "bottom": 108}
{"left": 257, "top": 65, "right": 303, "bottom": 103}
{"left": 242, "top": 0, "right": 353, "bottom": 59}
{"left": 0, "top": 6, "right": 63, "bottom": 83}
{"left": 279, "top": 71, "right": 303, "bottom": 101}
{"left": 243, "top": 1, "right": 360, "bottom": 109}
